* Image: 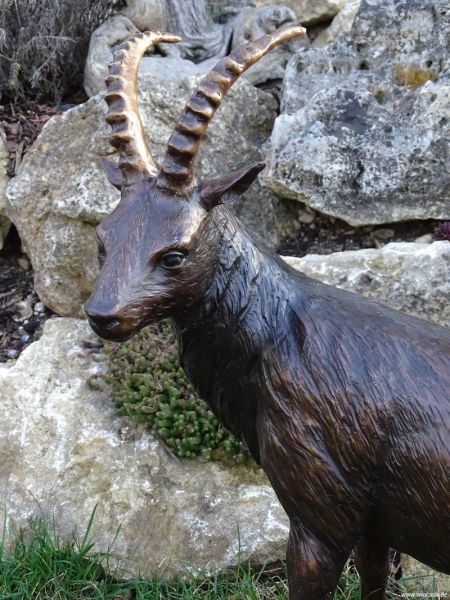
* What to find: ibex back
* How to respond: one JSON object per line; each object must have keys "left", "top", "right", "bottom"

{"left": 85, "top": 28, "right": 450, "bottom": 600}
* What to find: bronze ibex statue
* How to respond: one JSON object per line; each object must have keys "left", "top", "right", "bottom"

{"left": 85, "top": 27, "right": 450, "bottom": 600}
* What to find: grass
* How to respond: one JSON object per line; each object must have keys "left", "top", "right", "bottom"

{"left": 0, "top": 509, "right": 443, "bottom": 600}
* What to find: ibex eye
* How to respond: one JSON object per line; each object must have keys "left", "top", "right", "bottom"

{"left": 159, "top": 250, "right": 186, "bottom": 269}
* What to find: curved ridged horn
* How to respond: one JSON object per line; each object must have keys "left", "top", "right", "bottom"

{"left": 157, "top": 25, "right": 306, "bottom": 194}
{"left": 105, "top": 31, "right": 181, "bottom": 183}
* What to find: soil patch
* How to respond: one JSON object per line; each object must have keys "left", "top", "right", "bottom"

{"left": 0, "top": 101, "right": 65, "bottom": 176}
{"left": 0, "top": 228, "right": 52, "bottom": 362}
{"left": 0, "top": 100, "right": 80, "bottom": 363}
{"left": 278, "top": 208, "right": 439, "bottom": 256}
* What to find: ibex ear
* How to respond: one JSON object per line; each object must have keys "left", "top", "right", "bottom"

{"left": 199, "top": 162, "right": 265, "bottom": 211}
{"left": 100, "top": 156, "right": 123, "bottom": 190}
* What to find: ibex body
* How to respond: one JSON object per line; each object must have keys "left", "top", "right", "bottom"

{"left": 85, "top": 28, "right": 450, "bottom": 600}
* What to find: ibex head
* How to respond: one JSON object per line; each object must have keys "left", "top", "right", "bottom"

{"left": 85, "top": 27, "right": 306, "bottom": 341}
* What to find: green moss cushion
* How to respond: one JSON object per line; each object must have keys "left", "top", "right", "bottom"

{"left": 105, "top": 320, "right": 248, "bottom": 461}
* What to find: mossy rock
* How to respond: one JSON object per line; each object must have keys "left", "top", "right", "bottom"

{"left": 104, "top": 320, "right": 249, "bottom": 462}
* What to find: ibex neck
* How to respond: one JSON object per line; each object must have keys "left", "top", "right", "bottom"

{"left": 175, "top": 206, "right": 280, "bottom": 333}
{"left": 206, "top": 209, "right": 264, "bottom": 322}
{"left": 171, "top": 207, "right": 293, "bottom": 454}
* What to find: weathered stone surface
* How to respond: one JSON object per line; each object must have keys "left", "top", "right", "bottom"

{"left": 84, "top": 3, "right": 304, "bottom": 97}
{"left": 139, "top": 55, "right": 215, "bottom": 81}
{"left": 84, "top": 0, "right": 227, "bottom": 97}
{"left": 231, "top": 5, "right": 305, "bottom": 87}
{"left": 265, "top": 0, "right": 450, "bottom": 226}
{"left": 85, "top": 36, "right": 210, "bottom": 99}
{"left": 284, "top": 241, "right": 450, "bottom": 327}
{"left": 0, "top": 133, "right": 11, "bottom": 249}
{"left": 255, "top": 0, "right": 351, "bottom": 25}
{"left": 159, "top": 0, "right": 227, "bottom": 62}
{"left": 6, "top": 72, "right": 297, "bottom": 316}
{"left": 0, "top": 317, "right": 288, "bottom": 576}
{"left": 120, "top": 0, "right": 166, "bottom": 32}
{"left": 402, "top": 556, "right": 450, "bottom": 592}
{"left": 294, "top": 0, "right": 349, "bottom": 24}
{"left": 313, "top": 0, "right": 361, "bottom": 48}
{"left": 83, "top": 15, "right": 141, "bottom": 98}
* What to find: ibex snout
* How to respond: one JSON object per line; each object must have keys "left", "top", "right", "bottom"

{"left": 84, "top": 301, "right": 133, "bottom": 341}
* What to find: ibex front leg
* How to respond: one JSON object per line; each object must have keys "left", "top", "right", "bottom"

{"left": 287, "top": 522, "right": 351, "bottom": 600}
{"left": 354, "top": 535, "right": 390, "bottom": 600}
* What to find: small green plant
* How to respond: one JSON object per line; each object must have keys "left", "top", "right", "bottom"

{"left": 105, "top": 320, "right": 249, "bottom": 462}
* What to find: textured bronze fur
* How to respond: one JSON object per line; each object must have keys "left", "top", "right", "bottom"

{"left": 85, "top": 28, "right": 450, "bottom": 600}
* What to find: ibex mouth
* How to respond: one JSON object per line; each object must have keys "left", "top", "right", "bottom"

{"left": 85, "top": 306, "right": 137, "bottom": 342}
{"left": 87, "top": 318, "right": 136, "bottom": 343}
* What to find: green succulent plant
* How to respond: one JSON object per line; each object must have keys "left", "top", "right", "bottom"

{"left": 105, "top": 320, "right": 248, "bottom": 462}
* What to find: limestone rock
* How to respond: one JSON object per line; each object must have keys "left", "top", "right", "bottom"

{"left": 313, "top": 0, "right": 361, "bottom": 48}
{"left": 85, "top": 32, "right": 209, "bottom": 98}
{"left": 84, "top": 2, "right": 305, "bottom": 98}
{"left": 0, "top": 133, "right": 11, "bottom": 249}
{"left": 159, "top": 0, "right": 226, "bottom": 62}
{"left": 120, "top": 0, "right": 166, "bottom": 32}
{"left": 0, "top": 317, "right": 288, "bottom": 576}
{"left": 265, "top": 0, "right": 450, "bottom": 226}
{"left": 401, "top": 556, "right": 450, "bottom": 592}
{"left": 255, "top": 0, "right": 352, "bottom": 25}
{"left": 284, "top": 241, "right": 450, "bottom": 327}
{"left": 231, "top": 5, "right": 305, "bottom": 87}
{"left": 6, "top": 72, "right": 297, "bottom": 316}
{"left": 84, "top": 1, "right": 227, "bottom": 97}
{"left": 83, "top": 15, "right": 141, "bottom": 98}
{"left": 139, "top": 55, "right": 215, "bottom": 81}
{"left": 294, "top": 0, "right": 349, "bottom": 25}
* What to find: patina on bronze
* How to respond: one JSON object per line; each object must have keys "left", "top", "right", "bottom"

{"left": 85, "top": 28, "right": 450, "bottom": 600}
